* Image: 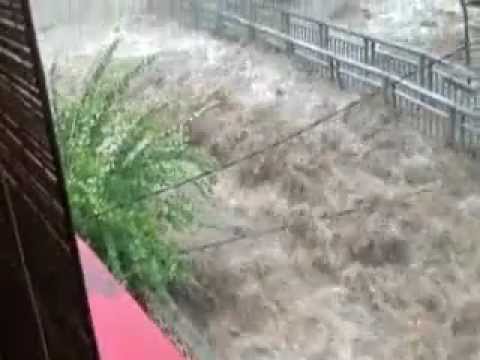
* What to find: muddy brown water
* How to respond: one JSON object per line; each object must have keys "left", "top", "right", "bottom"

{"left": 164, "top": 30, "right": 480, "bottom": 360}
{"left": 47, "top": 25, "right": 480, "bottom": 360}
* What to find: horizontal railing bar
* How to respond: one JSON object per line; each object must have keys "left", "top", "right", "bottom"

{"left": 286, "top": 11, "right": 476, "bottom": 79}
{"left": 221, "top": 10, "right": 479, "bottom": 119}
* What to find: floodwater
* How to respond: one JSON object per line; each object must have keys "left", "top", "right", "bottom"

{"left": 325, "top": 0, "right": 464, "bottom": 53}
{"left": 156, "top": 27, "right": 480, "bottom": 360}
{"left": 33, "top": 1, "right": 480, "bottom": 359}
{"left": 33, "top": 0, "right": 467, "bottom": 62}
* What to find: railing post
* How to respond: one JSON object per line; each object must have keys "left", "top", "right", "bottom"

{"left": 324, "top": 24, "right": 330, "bottom": 50}
{"left": 370, "top": 40, "right": 376, "bottom": 65}
{"left": 448, "top": 107, "right": 457, "bottom": 147}
{"left": 460, "top": 114, "right": 466, "bottom": 149}
{"left": 419, "top": 55, "right": 426, "bottom": 87}
{"left": 281, "top": 11, "right": 294, "bottom": 54}
{"left": 427, "top": 60, "right": 434, "bottom": 92}
{"left": 318, "top": 22, "right": 329, "bottom": 48}
{"left": 460, "top": 77, "right": 472, "bottom": 149}
{"left": 363, "top": 38, "right": 370, "bottom": 63}
{"left": 318, "top": 23, "right": 324, "bottom": 47}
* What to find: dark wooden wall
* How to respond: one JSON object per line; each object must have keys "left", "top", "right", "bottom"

{"left": 0, "top": 1, "right": 99, "bottom": 359}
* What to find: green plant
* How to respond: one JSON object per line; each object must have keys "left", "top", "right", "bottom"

{"left": 53, "top": 43, "right": 211, "bottom": 295}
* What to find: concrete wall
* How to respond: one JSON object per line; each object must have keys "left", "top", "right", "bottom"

{"left": 31, "top": 0, "right": 160, "bottom": 28}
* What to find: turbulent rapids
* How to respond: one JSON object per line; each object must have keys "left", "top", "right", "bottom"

{"left": 34, "top": 1, "right": 480, "bottom": 359}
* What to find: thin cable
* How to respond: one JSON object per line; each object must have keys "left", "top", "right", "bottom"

{"left": 181, "top": 188, "right": 435, "bottom": 254}
{"left": 180, "top": 225, "right": 286, "bottom": 254}
{"left": 92, "top": 46, "right": 463, "bottom": 220}
{"left": 180, "top": 206, "right": 368, "bottom": 255}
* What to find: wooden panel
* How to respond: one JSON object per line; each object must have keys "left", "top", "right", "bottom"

{"left": 0, "top": 1, "right": 100, "bottom": 359}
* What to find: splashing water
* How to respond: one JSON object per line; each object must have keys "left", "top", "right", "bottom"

{"left": 34, "top": 1, "right": 480, "bottom": 359}
{"left": 32, "top": 0, "right": 174, "bottom": 62}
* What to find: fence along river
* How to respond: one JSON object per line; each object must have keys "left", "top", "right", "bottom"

{"left": 33, "top": 0, "right": 480, "bottom": 156}
{"left": 171, "top": 0, "right": 480, "bottom": 157}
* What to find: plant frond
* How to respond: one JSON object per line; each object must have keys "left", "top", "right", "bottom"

{"left": 81, "top": 38, "right": 122, "bottom": 102}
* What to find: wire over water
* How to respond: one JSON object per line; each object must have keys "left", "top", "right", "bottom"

{"left": 91, "top": 45, "right": 463, "bottom": 220}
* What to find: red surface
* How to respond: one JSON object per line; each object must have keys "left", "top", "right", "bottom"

{"left": 77, "top": 239, "right": 185, "bottom": 360}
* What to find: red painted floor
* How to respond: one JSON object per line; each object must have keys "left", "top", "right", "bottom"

{"left": 77, "top": 239, "right": 185, "bottom": 360}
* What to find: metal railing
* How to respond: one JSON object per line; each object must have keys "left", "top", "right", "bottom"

{"left": 179, "top": 0, "right": 480, "bottom": 156}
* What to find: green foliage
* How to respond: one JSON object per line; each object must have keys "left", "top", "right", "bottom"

{"left": 53, "top": 45, "right": 211, "bottom": 295}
